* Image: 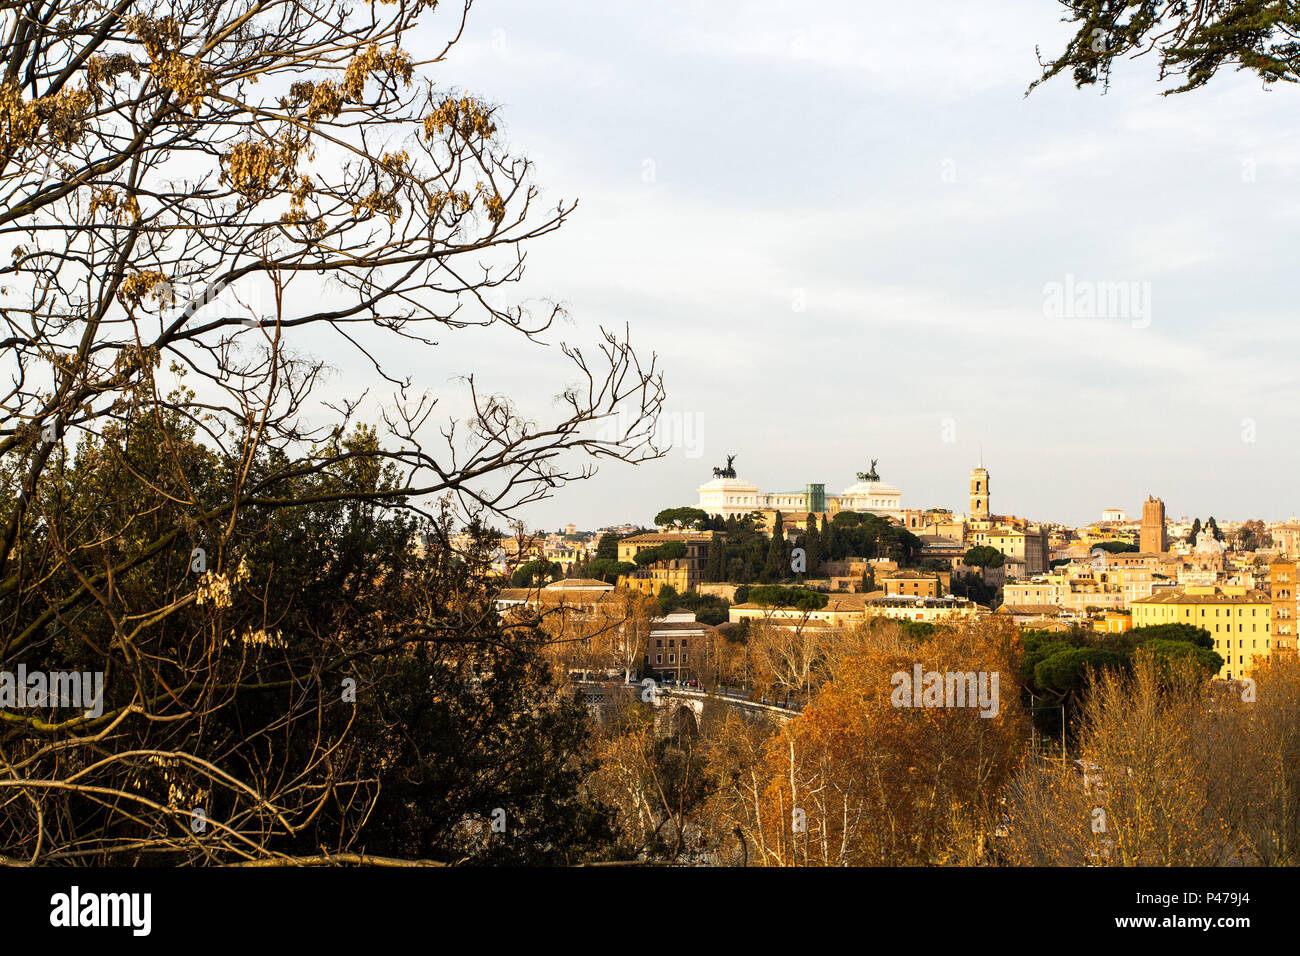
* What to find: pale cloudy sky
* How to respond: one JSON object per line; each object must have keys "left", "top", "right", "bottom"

{"left": 391, "top": 0, "right": 1300, "bottom": 530}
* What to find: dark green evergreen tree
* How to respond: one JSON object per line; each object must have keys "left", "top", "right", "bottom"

{"left": 705, "top": 536, "right": 726, "bottom": 582}
{"left": 820, "top": 514, "right": 835, "bottom": 562}
{"left": 763, "top": 512, "right": 786, "bottom": 583}
{"left": 804, "top": 513, "right": 821, "bottom": 575}
{"left": 596, "top": 533, "right": 619, "bottom": 561}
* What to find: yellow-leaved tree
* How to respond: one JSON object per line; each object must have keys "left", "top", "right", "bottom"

{"left": 708, "top": 619, "right": 1027, "bottom": 865}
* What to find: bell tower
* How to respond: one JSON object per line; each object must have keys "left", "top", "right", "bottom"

{"left": 969, "top": 465, "right": 990, "bottom": 520}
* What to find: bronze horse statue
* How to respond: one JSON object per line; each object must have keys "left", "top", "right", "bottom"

{"left": 856, "top": 459, "right": 880, "bottom": 482}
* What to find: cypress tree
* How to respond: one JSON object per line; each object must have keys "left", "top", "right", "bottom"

{"left": 764, "top": 512, "right": 786, "bottom": 582}
{"left": 805, "top": 513, "right": 821, "bottom": 575}
{"left": 705, "top": 536, "right": 726, "bottom": 582}
{"left": 820, "top": 514, "right": 835, "bottom": 562}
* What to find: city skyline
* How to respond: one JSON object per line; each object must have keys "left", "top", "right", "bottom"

{"left": 384, "top": 0, "right": 1300, "bottom": 532}
{"left": 519, "top": 450, "right": 1295, "bottom": 531}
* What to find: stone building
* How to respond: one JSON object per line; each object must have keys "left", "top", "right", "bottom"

{"left": 617, "top": 531, "right": 719, "bottom": 594}
{"left": 695, "top": 459, "right": 903, "bottom": 522}
{"left": 1139, "top": 495, "right": 1168, "bottom": 554}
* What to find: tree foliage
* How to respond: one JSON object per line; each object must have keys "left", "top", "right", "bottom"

{"left": 511, "top": 558, "right": 560, "bottom": 587}
{"left": 632, "top": 540, "right": 687, "bottom": 567}
{"left": 595, "top": 533, "right": 620, "bottom": 562}
{"left": 586, "top": 558, "right": 636, "bottom": 583}
{"left": 1092, "top": 540, "right": 1138, "bottom": 554}
{"left": 653, "top": 507, "right": 709, "bottom": 530}
{"left": 762, "top": 512, "right": 787, "bottom": 583}
{"left": 1020, "top": 624, "right": 1223, "bottom": 735}
{"left": 1002, "top": 652, "right": 1300, "bottom": 866}
{"left": 744, "top": 585, "right": 828, "bottom": 612}
{"left": 964, "top": 545, "right": 1006, "bottom": 568}
{"left": 706, "top": 620, "right": 1026, "bottom": 865}
{"left": 1, "top": 415, "right": 619, "bottom": 862}
{"left": 829, "top": 512, "right": 922, "bottom": 564}
{"left": 1031, "top": 0, "right": 1300, "bottom": 96}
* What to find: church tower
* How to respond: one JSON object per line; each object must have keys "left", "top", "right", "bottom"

{"left": 969, "top": 465, "right": 990, "bottom": 520}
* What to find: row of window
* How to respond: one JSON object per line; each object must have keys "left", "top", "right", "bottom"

{"left": 1214, "top": 638, "right": 1270, "bottom": 648}
{"left": 1146, "top": 606, "right": 1267, "bottom": 618}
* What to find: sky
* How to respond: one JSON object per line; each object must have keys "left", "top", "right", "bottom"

{"left": 374, "top": 0, "right": 1300, "bottom": 530}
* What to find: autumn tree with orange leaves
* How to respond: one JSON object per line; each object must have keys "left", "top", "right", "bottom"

{"left": 709, "top": 619, "right": 1027, "bottom": 866}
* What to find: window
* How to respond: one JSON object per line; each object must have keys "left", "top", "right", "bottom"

{"left": 656, "top": 655, "right": 662, "bottom": 664}
{"left": 656, "top": 639, "right": 663, "bottom": 648}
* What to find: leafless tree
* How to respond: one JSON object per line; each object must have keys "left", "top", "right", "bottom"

{"left": 0, "top": 0, "right": 663, "bottom": 863}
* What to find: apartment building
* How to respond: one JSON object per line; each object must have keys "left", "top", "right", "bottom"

{"left": 1130, "top": 585, "right": 1272, "bottom": 680}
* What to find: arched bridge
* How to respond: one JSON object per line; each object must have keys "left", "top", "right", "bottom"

{"left": 571, "top": 680, "right": 801, "bottom": 738}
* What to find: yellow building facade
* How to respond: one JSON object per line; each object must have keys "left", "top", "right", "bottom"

{"left": 617, "top": 531, "right": 719, "bottom": 595}
{"left": 1130, "top": 585, "right": 1272, "bottom": 680}
{"left": 1269, "top": 558, "right": 1298, "bottom": 657}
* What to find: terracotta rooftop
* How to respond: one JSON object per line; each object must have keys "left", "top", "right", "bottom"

{"left": 621, "top": 532, "right": 717, "bottom": 543}
{"left": 1133, "top": 589, "right": 1269, "bottom": 606}
{"left": 495, "top": 588, "right": 619, "bottom": 605}
{"left": 997, "top": 604, "right": 1064, "bottom": 616}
